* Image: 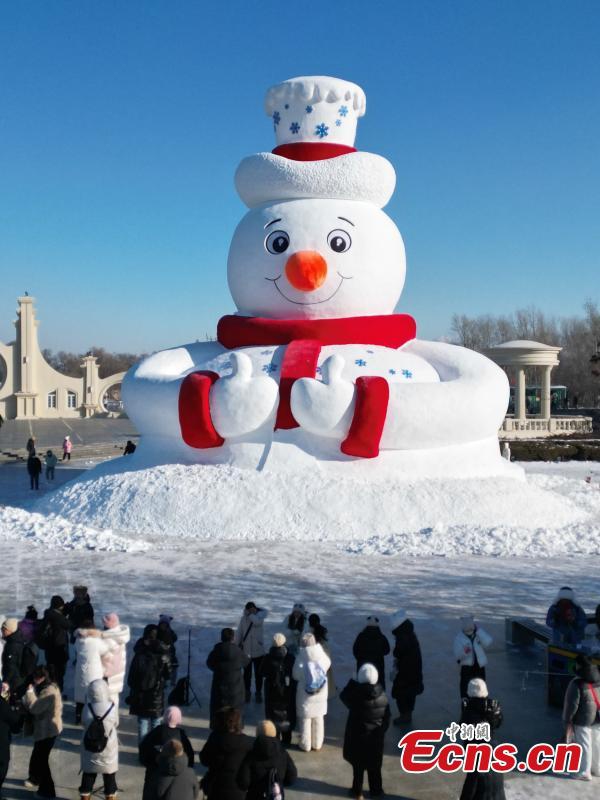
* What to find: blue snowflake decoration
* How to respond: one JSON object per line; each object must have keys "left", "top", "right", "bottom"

{"left": 355, "top": 358, "right": 367, "bottom": 367}
{"left": 389, "top": 368, "right": 397, "bottom": 375}
{"left": 306, "top": 105, "right": 313, "bottom": 113}
{"left": 335, "top": 119, "right": 342, "bottom": 127}
{"left": 338, "top": 105, "right": 349, "bottom": 117}
{"left": 315, "top": 122, "right": 329, "bottom": 139}
{"left": 289, "top": 122, "right": 300, "bottom": 134}
{"left": 272, "top": 111, "right": 281, "bottom": 126}
{"left": 262, "top": 363, "right": 278, "bottom": 374}
{"left": 402, "top": 369, "right": 413, "bottom": 378}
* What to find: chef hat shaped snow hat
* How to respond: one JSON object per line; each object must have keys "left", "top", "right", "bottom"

{"left": 234, "top": 75, "right": 396, "bottom": 209}
{"left": 467, "top": 678, "right": 488, "bottom": 699}
{"left": 358, "top": 663, "right": 379, "bottom": 685}
{"left": 556, "top": 586, "right": 576, "bottom": 602}
{"left": 460, "top": 615, "right": 476, "bottom": 633}
{"left": 273, "top": 633, "right": 286, "bottom": 647}
{"left": 390, "top": 609, "right": 408, "bottom": 631}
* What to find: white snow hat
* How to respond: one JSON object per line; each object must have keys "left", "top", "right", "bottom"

{"left": 460, "top": 615, "right": 475, "bottom": 633}
{"left": 556, "top": 586, "right": 576, "bottom": 602}
{"left": 273, "top": 633, "right": 286, "bottom": 647}
{"left": 467, "top": 678, "right": 488, "bottom": 699}
{"left": 358, "top": 663, "right": 379, "bottom": 685}
{"left": 235, "top": 75, "right": 396, "bottom": 209}
{"left": 390, "top": 609, "right": 408, "bottom": 630}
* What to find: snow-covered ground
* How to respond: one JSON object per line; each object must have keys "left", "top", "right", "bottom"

{"left": 1, "top": 458, "right": 599, "bottom": 798}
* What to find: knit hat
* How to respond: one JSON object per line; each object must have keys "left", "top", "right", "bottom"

{"left": 460, "top": 615, "right": 475, "bottom": 633}
{"left": 366, "top": 615, "right": 379, "bottom": 626}
{"left": 556, "top": 586, "right": 575, "bottom": 602}
{"left": 102, "top": 612, "right": 120, "bottom": 629}
{"left": 357, "top": 663, "right": 379, "bottom": 685}
{"left": 390, "top": 609, "right": 408, "bottom": 631}
{"left": 165, "top": 706, "right": 182, "bottom": 728}
{"left": 273, "top": 633, "right": 286, "bottom": 647}
{"left": 1, "top": 618, "right": 18, "bottom": 635}
{"left": 73, "top": 585, "right": 88, "bottom": 596}
{"left": 467, "top": 678, "right": 488, "bottom": 699}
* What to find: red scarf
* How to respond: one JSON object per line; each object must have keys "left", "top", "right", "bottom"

{"left": 179, "top": 313, "right": 416, "bottom": 459}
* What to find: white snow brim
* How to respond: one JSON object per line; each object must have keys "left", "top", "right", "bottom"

{"left": 234, "top": 151, "right": 396, "bottom": 209}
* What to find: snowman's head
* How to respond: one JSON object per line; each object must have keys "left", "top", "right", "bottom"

{"left": 227, "top": 197, "right": 406, "bottom": 319}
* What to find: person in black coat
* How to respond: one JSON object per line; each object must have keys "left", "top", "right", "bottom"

{"left": 27, "top": 454, "right": 42, "bottom": 490}
{"left": 237, "top": 720, "right": 297, "bottom": 800}
{"left": 64, "top": 585, "right": 95, "bottom": 636}
{"left": 206, "top": 629, "right": 250, "bottom": 726}
{"left": 38, "top": 597, "right": 70, "bottom": 692}
{"left": 352, "top": 616, "right": 390, "bottom": 689}
{"left": 390, "top": 610, "right": 423, "bottom": 725}
{"left": 127, "top": 625, "right": 172, "bottom": 744}
{"left": 1, "top": 619, "right": 27, "bottom": 694}
{"left": 459, "top": 678, "right": 506, "bottom": 800}
{"left": 341, "top": 663, "right": 390, "bottom": 799}
{"left": 200, "top": 707, "right": 253, "bottom": 800}
{"left": 145, "top": 738, "right": 198, "bottom": 800}
{"left": 259, "top": 633, "right": 295, "bottom": 744}
{"left": 141, "top": 706, "right": 195, "bottom": 800}
{"left": 0, "top": 685, "right": 22, "bottom": 796}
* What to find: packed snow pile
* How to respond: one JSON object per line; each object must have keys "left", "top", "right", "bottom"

{"left": 0, "top": 505, "right": 149, "bottom": 553}
{"left": 28, "top": 459, "right": 600, "bottom": 555}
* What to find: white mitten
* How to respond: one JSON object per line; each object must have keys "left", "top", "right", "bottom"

{"left": 210, "top": 352, "right": 279, "bottom": 438}
{"left": 291, "top": 354, "right": 355, "bottom": 437}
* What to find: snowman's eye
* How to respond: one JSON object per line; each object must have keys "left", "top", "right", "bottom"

{"left": 327, "top": 229, "right": 352, "bottom": 253}
{"left": 265, "top": 230, "right": 290, "bottom": 254}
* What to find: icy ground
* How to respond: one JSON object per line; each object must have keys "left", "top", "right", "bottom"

{"left": 0, "top": 459, "right": 599, "bottom": 798}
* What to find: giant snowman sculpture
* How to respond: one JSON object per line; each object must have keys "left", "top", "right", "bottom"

{"left": 124, "top": 76, "right": 516, "bottom": 480}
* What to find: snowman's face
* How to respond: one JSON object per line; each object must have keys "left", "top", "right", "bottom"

{"left": 227, "top": 198, "right": 406, "bottom": 319}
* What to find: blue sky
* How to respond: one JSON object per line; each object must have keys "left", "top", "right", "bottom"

{"left": 1, "top": 0, "right": 598, "bottom": 353}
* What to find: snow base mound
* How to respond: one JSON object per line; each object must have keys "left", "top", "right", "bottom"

{"left": 32, "top": 459, "right": 600, "bottom": 556}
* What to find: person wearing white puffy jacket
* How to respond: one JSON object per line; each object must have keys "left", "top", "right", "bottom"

{"left": 101, "top": 613, "right": 131, "bottom": 708}
{"left": 80, "top": 678, "right": 119, "bottom": 800}
{"left": 292, "top": 632, "right": 331, "bottom": 752}
{"left": 453, "top": 615, "right": 493, "bottom": 698}
{"left": 74, "top": 626, "right": 116, "bottom": 724}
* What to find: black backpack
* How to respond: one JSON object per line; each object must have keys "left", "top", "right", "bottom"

{"left": 129, "top": 650, "right": 159, "bottom": 692}
{"left": 271, "top": 659, "right": 287, "bottom": 699}
{"left": 83, "top": 703, "right": 114, "bottom": 753}
{"left": 260, "top": 767, "right": 283, "bottom": 800}
{"left": 34, "top": 618, "right": 54, "bottom": 650}
{"left": 21, "top": 642, "right": 39, "bottom": 678}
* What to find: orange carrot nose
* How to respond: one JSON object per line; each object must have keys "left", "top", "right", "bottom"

{"left": 284, "top": 251, "right": 328, "bottom": 292}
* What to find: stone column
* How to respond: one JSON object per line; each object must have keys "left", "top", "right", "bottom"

{"left": 541, "top": 364, "right": 552, "bottom": 419}
{"left": 515, "top": 367, "right": 527, "bottom": 421}
{"left": 81, "top": 355, "right": 100, "bottom": 417}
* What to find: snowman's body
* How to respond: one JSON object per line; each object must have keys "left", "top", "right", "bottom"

{"left": 123, "top": 76, "right": 517, "bottom": 480}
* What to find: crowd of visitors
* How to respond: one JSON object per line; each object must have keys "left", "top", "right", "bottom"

{"left": 1, "top": 586, "right": 599, "bottom": 800}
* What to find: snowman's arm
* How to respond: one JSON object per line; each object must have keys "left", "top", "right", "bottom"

{"left": 381, "top": 340, "right": 508, "bottom": 449}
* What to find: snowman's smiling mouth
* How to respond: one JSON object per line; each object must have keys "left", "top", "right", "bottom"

{"left": 265, "top": 272, "right": 352, "bottom": 305}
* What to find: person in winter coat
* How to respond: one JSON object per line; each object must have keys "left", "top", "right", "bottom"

{"left": 237, "top": 719, "right": 297, "bottom": 800}
{"left": 308, "top": 613, "right": 336, "bottom": 698}
{"left": 127, "top": 624, "right": 172, "bottom": 744}
{"left": 19, "top": 606, "right": 38, "bottom": 643}
{"left": 454, "top": 616, "right": 492, "bottom": 698}
{"left": 101, "top": 612, "right": 131, "bottom": 708}
{"left": 123, "top": 440, "right": 137, "bottom": 455}
{"left": 44, "top": 451, "right": 58, "bottom": 481}
{"left": 73, "top": 625, "right": 116, "bottom": 724}
{"left": 80, "top": 679, "right": 119, "bottom": 800}
{"left": 22, "top": 666, "right": 63, "bottom": 799}
{"left": 283, "top": 603, "right": 307, "bottom": 656}
{"left": 65, "top": 585, "right": 95, "bottom": 635}
{"left": 27, "top": 454, "right": 42, "bottom": 490}
{"left": 145, "top": 739, "right": 198, "bottom": 800}
{"left": 207, "top": 628, "right": 250, "bottom": 725}
{"left": 260, "top": 633, "right": 296, "bottom": 744}
{"left": 390, "top": 609, "right": 424, "bottom": 725}
{"left": 157, "top": 615, "right": 179, "bottom": 685}
{"left": 341, "top": 663, "right": 390, "bottom": 800}
{"left": 26, "top": 437, "right": 36, "bottom": 456}
{"left": 353, "top": 616, "right": 390, "bottom": 689}
{"left": 1, "top": 618, "right": 36, "bottom": 695}
{"left": 0, "top": 682, "right": 21, "bottom": 797}
{"left": 292, "top": 632, "right": 331, "bottom": 752}
{"left": 200, "top": 706, "right": 253, "bottom": 800}
{"left": 458, "top": 682, "right": 506, "bottom": 800}
{"left": 141, "top": 706, "right": 195, "bottom": 800}
{"left": 546, "top": 586, "right": 588, "bottom": 646}
{"left": 62, "top": 434, "right": 72, "bottom": 460}
{"left": 235, "top": 602, "right": 268, "bottom": 703}
{"left": 39, "top": 596, "right": 70, "bottom": 692}
{"left": 563, "top": 654, "right": 600, "bottom": 780}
